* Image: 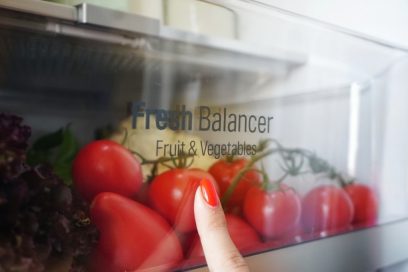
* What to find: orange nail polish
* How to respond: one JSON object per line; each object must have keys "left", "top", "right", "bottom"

{"left": 200, "top": 178, "right": 219, "bottom": 207}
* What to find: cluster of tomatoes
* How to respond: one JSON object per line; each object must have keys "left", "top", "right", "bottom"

{"left": 72, "top": 139, "right": 378, "bottom": 271}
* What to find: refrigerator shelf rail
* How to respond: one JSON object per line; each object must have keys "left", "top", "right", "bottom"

{"left": 0, "top": 0, "right": 306, "bottom": 102}
{"left": 190, "top": 219, "right": 408, "bottom": 272}
{"left": 0, "top": 0, "right": 307, "bottom": 74}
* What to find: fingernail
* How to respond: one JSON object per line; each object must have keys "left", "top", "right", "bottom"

{"left": 200, "top": 178, "right": 219, "bottom": 207}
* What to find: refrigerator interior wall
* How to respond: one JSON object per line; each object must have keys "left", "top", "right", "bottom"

{"left": 380, "top": 59, "right": 408, "bottom": 219}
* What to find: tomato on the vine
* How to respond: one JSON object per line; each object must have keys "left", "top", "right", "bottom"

{"left": 148, "top": 168, "right": 218, "bottom": 233}
{"left": 243, "top": 184, "right": 301, "bottom": 239}
{"left": 188, "top": 214, "right": 261, "bottom": 258}
{"left": 209, "top": 158, "right": 260, "bottom": 210}
{"left": 344, "top": 183, "right": 378, "bottom": 226}
{"left": 72, "top": 140, "right": 143, "bottom": 202}
{"left": 301, "top": 185, "right": 354, "bottom": 233}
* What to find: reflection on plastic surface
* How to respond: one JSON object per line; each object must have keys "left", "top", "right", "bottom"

{"left": 0, "top": 0, "right": 408, "bottom": 271}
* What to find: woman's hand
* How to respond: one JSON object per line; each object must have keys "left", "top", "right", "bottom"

{"left": 194, "top": 178, "right": 249, "bottom": 272}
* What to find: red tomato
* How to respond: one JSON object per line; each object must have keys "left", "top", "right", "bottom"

{"left": 134, "top": 181, "right": 150, "bottom": 206}
{"left": 257, "top": 239, "right": 284, "bottom": 252}
{"left": 72, "top": 140, "right": 142, "bottom": 202}
{"left": 175, "top": 230, "right": 197, "bottom": 256}
{"left": 188, "top": 214, "right": 261, "bottom": 258}
{"left": 243, "top": 184, "right": 301, "bottom": 239}
{"left": 209, "top": 158, "right": 260, "bottom": 210}
{"left": 344, "top": 183, "right": 378, "bottom": 226}
{"left": 301, "top": 185, "right": 354, "bottom": 233}
{"left": 273, "top": 225, "right": 305, "bottom": 246}
{"left": 148, "top": 168, "right": 218, "bottom": 233}
{"left": 89, "top": 192, "right": 183, "bottom": 272}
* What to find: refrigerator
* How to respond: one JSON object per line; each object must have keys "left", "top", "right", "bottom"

{"left": 0, "top": 0, "right": 407, "bottom": 271}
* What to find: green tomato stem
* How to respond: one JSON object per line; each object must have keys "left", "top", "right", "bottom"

{"left": 225, "top": 154, "right": 235, "bottom": 163}
{"left": 262, "top": 172, "right": 289, "bottom": 191}
{"left": 221, "top": 148, "right": 279, "bottom": 207}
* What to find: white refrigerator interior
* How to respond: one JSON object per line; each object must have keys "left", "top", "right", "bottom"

{"left": 0, "top": 0, "right": 407, "bottom": 271}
